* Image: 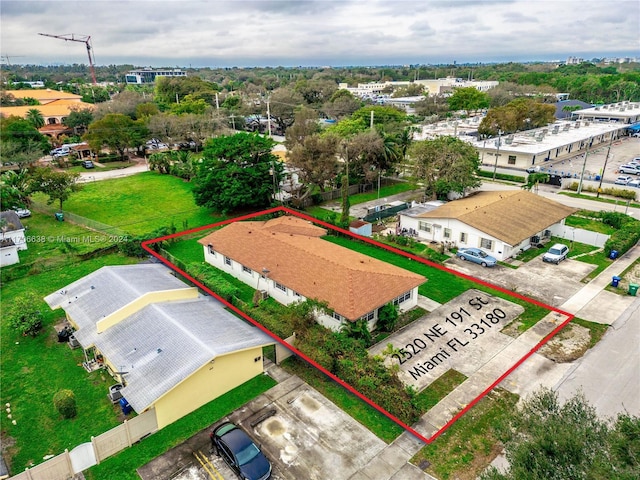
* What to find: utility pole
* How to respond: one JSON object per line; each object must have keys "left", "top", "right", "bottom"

{"left": 596, "top": 134, "right": 615, "bottom": 198}
{"left": 492, "top": 130, "right": 502, "bottom": 181}
{"left": 266, "top": 99, "right": 272, "bottom": 137}
{"left": 215, "top": 92, "right": 219, "bottom": 110}
{"left": 577, "top": 148, "right": 590, "bottom": 195}
{"left": 370, "top": 110, "right": 374, "bottom": 129}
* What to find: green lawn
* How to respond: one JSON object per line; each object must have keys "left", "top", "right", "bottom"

{"left": 39, "top": 171, "right": 224, "bottom": 236}
{"left": 565, "top": 215, "right": 616, "bottom": 235}
{"left": 85, "top": 375, "right": 276, "bottom": 480}
{"left": 412, "top": 388, "right": 519, "bottom": 480}
{"left": 0, "top": 254, "right": 140, "bottom": 473}
{"left": 347, "top": 181, "right": 418, "bottom": 204}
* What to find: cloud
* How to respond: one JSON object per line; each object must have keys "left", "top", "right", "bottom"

{"left": 1, "top": 0, "right": 638, "bottom": 67}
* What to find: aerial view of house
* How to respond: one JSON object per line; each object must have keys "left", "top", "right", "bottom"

{"left": 199, "top": 215, "right": 426, "bottom": 331}
{"left": 44, "top": 264, "right": 274, "bottom": 429}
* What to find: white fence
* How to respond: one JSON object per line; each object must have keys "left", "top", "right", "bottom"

{"left": 548, "top": 225, "right": 610, "bottom": 248}
{"left": 9, "top": 409, "right": 157, "bottom": 480}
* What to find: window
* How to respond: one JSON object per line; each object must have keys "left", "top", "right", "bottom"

{"left": 332, "top": 312, "right": 342, "bottom": 321}
{"left": 418, "top": 221, "right": 432, "bottom": 233}
{"left": 242, "top": 265, "right": 251, "bottom": 274}
{"left": 360, "top": 311, "right": 375, "bottom": 322}
{"left": 207, "top": 244, "right": 215, "bottom": 256}
{"left": 444, "top": 228, "right": 451, "bottom": 239}
{"left": 460, "top": 232, "right": 467, "bottom": 243}
{"left": 224, "top": 256, "right": 232, "bottom": 266}
{"left": 393, "top": 290, "right": 411, "bottom": 305}
{"left": 274, "top": 281, "right": 286, "bottom": 293}
{"left": 508, "top": 155, "right": 516, "bottom": 165}
{"left": 293, "top": 291, "right": 301, "bottom": 297}
{"left": 480, "top": 238, "right": 493, "bottom": 250}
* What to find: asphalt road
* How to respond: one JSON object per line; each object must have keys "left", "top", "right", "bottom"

{"left": 554, "top": 296, "right": 640, "bottom": 417}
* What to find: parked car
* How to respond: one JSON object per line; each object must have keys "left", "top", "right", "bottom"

{"left": 614, "top": 175, "right": 633, "bottom": 185}
{"left": 211, "top": 422, "right": 271, "bottom": 480}
{"left": 526, "top": 166, "right": 541, "bottom": 173}
{"left": 82, "top": 160, "right": 95, "bottom": 169}
{"left": 619, "top": 164, "right": 640, "bottom": 175}
{"left": 456, "top": 247, "right": 497, "bottom": 267}
{"left": 12, "top": 207, "right": 31, "bottom": 218}
{"left": 542, "top": 243, "right": 569, "bottom": 264}
{"left": 50, "top": 147, "right": 70, "bottom": 157}
{"left": 627, "top": 179, "right": 640, "bottom": 188}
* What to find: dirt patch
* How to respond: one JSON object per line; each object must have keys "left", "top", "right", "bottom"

{"left": 539, "top": 323, "right": 591, "bottom": 362}
{"left": 500, "top": 320, "right": 524, "bottom": 338}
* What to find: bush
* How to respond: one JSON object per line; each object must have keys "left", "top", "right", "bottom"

{"left": 377, "top": 303, "right": 399, "bottom": 332}
{"left": 7, "top": 293, "right": 44, "bottom": 337}
{"left": 53, "top": 389, "right": 77, "bottom": 419}
{"left": 604, "top": 219, "right": 640, "bottom": 257}
{"left": 477, "top": 170, "right": 525, "bottom": 183}
{"left": 566, "top": 182, "right": 637, "bottom": 200}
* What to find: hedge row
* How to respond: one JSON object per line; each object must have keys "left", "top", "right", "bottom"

{"left": 566, "top": 182, "right": 637, "bottom": 200}
{"left": 477, "top": 170, "right": 526, "bottom": 183}
{"left": 604, "top": 218, "right": 640, "bottom": 256}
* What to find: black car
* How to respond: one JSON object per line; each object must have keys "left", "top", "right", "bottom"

{"left": 211, "top": 422, "right": 271, "bottom": 480}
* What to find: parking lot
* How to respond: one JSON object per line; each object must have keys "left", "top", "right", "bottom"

{"left": 446, "top": 255, "right": 596, "bottom": 307}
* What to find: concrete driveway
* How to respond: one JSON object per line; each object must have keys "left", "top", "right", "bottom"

{"left": 446, "top": 256, "right": 596, "bottom": 307}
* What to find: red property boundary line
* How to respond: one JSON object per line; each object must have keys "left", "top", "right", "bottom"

{"left": 142, "top": 206, "right": 574, "bottom": 444}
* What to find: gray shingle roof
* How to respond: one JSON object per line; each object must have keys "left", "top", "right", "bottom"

{"left": 44, "top": 264, "right": 189, "bottom": 336}
{"left": 103, "top": 297, "right": 274, "bottom": 412}
{"left": 0, "top": 210, "right": 25, "bottom": 232}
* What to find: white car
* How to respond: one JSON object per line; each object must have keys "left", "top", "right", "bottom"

{"left": 627, "top": 179, "right": 640, "bottom": 188}
{"left": 619, "top": 164, "right": 640, "bottom": 175}
{"left": 13, "top": 208, "right": 31, "bottom": 218}
{"left": 614, "top": 175, "right": 632, "bottom": 185}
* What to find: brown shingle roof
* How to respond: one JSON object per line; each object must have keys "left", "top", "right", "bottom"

{"left": 416, "top": 190, "right": 577, "bottom": 245}
{"left": 199, "top": 216, "right": 425, "bottom": 321}
{"left": 0, "top": 101, "right": 94, "bottom": 120}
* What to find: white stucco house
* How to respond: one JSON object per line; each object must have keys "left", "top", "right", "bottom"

{"left": 399, "top": 191, "right": 577, "bottom": 261}
{"left": 199, "top": 216, "right": 426, "bottom": 331}
{"left": 0, "top": 211, "right": 27, "bottom": 267}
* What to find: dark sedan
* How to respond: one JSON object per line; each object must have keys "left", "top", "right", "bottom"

{"left": 211, "top": 422, "right": 271, "bottom": 480}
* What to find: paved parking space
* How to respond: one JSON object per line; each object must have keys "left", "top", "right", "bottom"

{"left": 446, "top": 256, "right": 595, "bottom": 307}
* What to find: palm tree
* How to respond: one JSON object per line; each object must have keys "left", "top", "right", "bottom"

{"left": 522, "top": 173, "right": 550, "bottom": 194}
{"left": 26, "top": 109, "right": 45, "bottom": 129}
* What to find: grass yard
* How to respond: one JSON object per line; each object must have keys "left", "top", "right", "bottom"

{"left": 412, "top": 388, "right": 519, "bottom": 480}
{"left": 40, "top": 171, "right": 224, "bottom": 236}
{"left": 85, "top": 375, "right": 276, "bottom": 480}
{"left": 347, "top": 181, "right": 418, "bottom": 204}
{"left": 0, "top": 254, "right": 140, "bottom": 473}
{"left": 565, "top": 215, "right": 617, "bottom": 235}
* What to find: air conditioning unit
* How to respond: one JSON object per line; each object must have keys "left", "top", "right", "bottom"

{"left": 259, "top": 290, "right": 269, "bottom": 300}
{"left": 68, "top": 335, "right": 80, "bottom": 349}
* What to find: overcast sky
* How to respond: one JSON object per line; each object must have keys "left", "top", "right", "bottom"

{"left": 1, "top": 0, "right": 639, "bottom": 68}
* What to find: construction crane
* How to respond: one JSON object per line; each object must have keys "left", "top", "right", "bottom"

{"left": 1, "top": 55, "right": 26, "bottom": 66}
{"left": 38, "top": 32, "right": 97, "bottom": 84}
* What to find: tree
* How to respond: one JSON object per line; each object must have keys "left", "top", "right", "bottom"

{"left": 376, "top": 303, "right": 399, "bottom": 331}
{"left": 351, "top": 105, "right": 407, "bottom": 132}
{"left": 84, "top": 113, "right": 147, "bottom": 160}
{"left": 63, "top": 107, "right": 94, "bottom": 134}
{"left": 481, "top": 388, "right": 640, "bottom": 480}
{"left": 192, "top": 133, "right": 282, "bottom": 213}
{"left": 6, "top": 292, "right": 44, "bottom": 337}
{"left": 0, "top": 116, "right": 49, "bottom": 155}
{"left": 0, "top": 169, "right": 32, "bottom": 210}
{"left": 479, "top": 98, "right": 556, "bottom": 137}
{"left": 26, "top": 108, "right": 45, "bottom": 129}
{"left": 284, "top": 107, "right": 321, "bottom": 150}
{"left": 30, "top": 167, "right": 81, "bottom": 211}
{"left": 340, "top": 174, "right": 350, "bottom": 227}
{"left": 522, "top": 172, "right": 550, "bottom": 193}
{"left": 268, "top": 87, "right": 305, "bottom": 133}
{"left": 322, "top": 89, "right": 362, "bottom": 119}
{"left": 447, "top": 87, "right": 491, "bottom": 113}
{"left": 409, "top": 136, "right": 481, "bottom": 199}
{"left": 286, "top": 133, "right": 339, "bottom": 204}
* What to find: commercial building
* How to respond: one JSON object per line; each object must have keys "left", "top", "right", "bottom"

{"left": 125, "top": 68, "right": 187, "bottom": 84}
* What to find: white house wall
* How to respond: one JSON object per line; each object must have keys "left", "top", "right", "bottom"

{"left": 202, "top": 246, "right": 306, "bottom": 307}
{"left": 0, "top": 245, "right": 19, "bottom": 267}
{"left": 203, "top": 246, "right": 420, "bottom": 330}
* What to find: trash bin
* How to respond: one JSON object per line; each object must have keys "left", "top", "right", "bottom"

{"left": 609, "top": 250, "right": 618, "bottom": 259}
{"left": 611, "top": 276, "right": 621, "bottom": 288}
{"left": 629, "top": 284, "right": 639, "bottom": 297}
{"left": 55, "top": 212, "right": 64, "bottom": 222}
{"left": 119, "top": 397, "right": 132, "bottom": 415}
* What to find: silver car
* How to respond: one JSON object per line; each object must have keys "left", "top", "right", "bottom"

{"left": 542, "top": 243, "right": 569, "bottom": 264}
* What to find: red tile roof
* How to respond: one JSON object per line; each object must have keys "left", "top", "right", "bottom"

{"left": 199, "top": 216, "right": 425, "bottom": 321}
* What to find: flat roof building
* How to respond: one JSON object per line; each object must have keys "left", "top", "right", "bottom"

{"left": 572, "top": 101, "right": 640, "bottom": 125}
{"left": 125, "top": 68, "right": 187, "bottom": 84}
